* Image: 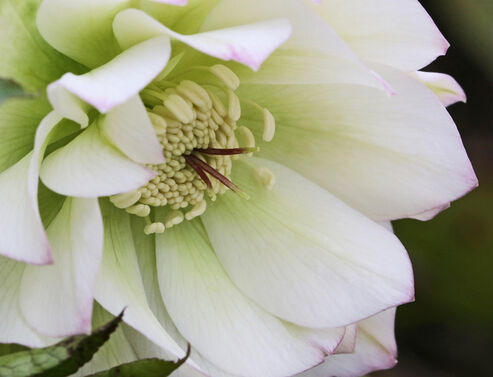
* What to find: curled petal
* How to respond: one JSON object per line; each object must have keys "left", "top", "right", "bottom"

{"left": 0, "top": 111, "right": 62, "bottom": 264}
{"left": 113, "top": 8, "right": 291, "bottom": 71}
{"left": 48, "top": 36, "right": 171, "bottom": 115}
{"left": 412, "top": 71, "right": 467, "bottom": 107}
{"left": 40, "top": 123, "right": 155, "bottom": 198}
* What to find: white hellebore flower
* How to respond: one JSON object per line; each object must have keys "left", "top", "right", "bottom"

{"left": 0, "top": 0, "right": 476, "bottom": 376}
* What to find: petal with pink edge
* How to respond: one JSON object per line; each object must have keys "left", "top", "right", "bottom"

{"left": 199, "top": 0, "right": 389, "bottom": 90}
{"left": 48, "top": 36, "right": 171, "bottom": 115}
{"left": 307, "top": 0, "right": 449, "bottom": 71}
{"left": 20, "top": 197, "right": 103, "bottom": 338}
{"left": 238, "top": 64, "right": 477, "bottom": 221}
{"left": 40, "top": 123, "right": 155, "bottom": 198}
{"left": 299, "top": 309, "right": 397, "bottom": 377}
{"left": 0, "top": 111, "right": 62, "bottom": 264}
{"left": 412, "top": 71, "right": 467, "bottom": 107}
{"left": 113, "top": 8, "right": 291, "bottom": 71}
{"left": 202, "top": 158, "right": 414, "bottom": 328}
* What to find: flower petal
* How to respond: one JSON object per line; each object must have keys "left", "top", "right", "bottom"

{"left": 36, "top": 0, "right": 129, "bottom": 68}
{"left": 0, "top": 0, "right": 84, "bottom": 91}
{"left": 0, "top": 256, "right": 46, "bottom": 347}
{"left": 0, "top": 97, "right": 51, "bottom": 173}
{"left": 48, "top": 36, "right": 171, "bottom": 115}
{"left": 156, "top": 216, "right": 324, "bottom": 377}
{"left": 299, "top": 309, "right": 397, "bottom": 377}
{"left": 412, "top": 71, "right": 467, "bottom": 107}
{"left": 238, "top": 64, "right": 477, "bottom": 221}
{"left": 199, "top": 0, "right": 388, "bottom": 89}
{"left": 0, "top": 111, "right": 62, "bottom": 264}
{"left": 202, "top": 157, "right": 414, "bottom": 329}
{"left": 307, "top": 0, "right": 449, "bottom": 70}
{"left": 40, "top": 123, "right": 154, "bottom": 197}
{"left": 94, "top": 200, "right": 189, "bottom": 362}
{"left": 333, "top": 325, "right": 358, "bottom": 355}
{"left": 100, "top": 96, "right": 165, "bottom": 164}
{"left": 19, "top": 197, "right": 103, "bottom": 338}
{"left": 113, "top": 8, "right": 291, "bottom": 71}
{"left": 285, "top": 324, "right": 346, "bottom": 356}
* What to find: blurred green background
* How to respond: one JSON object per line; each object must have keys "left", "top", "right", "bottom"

{"left": 373, "top": 1, "right": 493, "bottom": 376}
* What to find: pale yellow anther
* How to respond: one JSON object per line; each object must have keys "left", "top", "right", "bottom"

{"left": 184, "top": 200, "right": 207, "bottom": 221}
{"left": 164, "top": 94, "right": 195, "bottom": 124}
{"left": 209, "top": 64, "right": 240, "bottom": 90}
{"left": 147, "top": 112, "right": 167, "bottom": 135}
{"left": 144, "top": 222, "right": 165, "bottom": 235}
{"left": 110, "top": 190, "right": 142, "bottom": 209}
{"left": 227, "top": 90, "right": 241, "bottom": 121}
{"left": 208, "top": 91, "right": 227, "bottom": 117}
{"left": 256, "top": 167, "right": 276, "bottom": 190}
{"left": 165, "top": 210, "right": 184, "bottom": 229}
{"left": 238, "top": 126, "right": 255, "bottom": 149}
{"left": 177, "top": 80, "right": 212, "bottom": 109}
{"left": 126, "top": 204, "right": 151, "bottom": 217}
{"left": 262, "top": 108, "right": 276, "bottom": 142}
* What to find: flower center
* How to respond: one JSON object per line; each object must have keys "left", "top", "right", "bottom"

{"left": 110, "top": 65, "right": 275, "bottom": 235}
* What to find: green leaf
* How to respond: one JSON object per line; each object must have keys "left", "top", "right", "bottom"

{"left": 86, "top": 345, "right": 191, "bottom": 377}
{"left": 0, "top": 78, "right": 29, "bottom": 105}
{"left": 0, "top": 311, "right": 124, "bottom": 377}
{"left": 0, "top": 345, "right": 28, "bottom": 358}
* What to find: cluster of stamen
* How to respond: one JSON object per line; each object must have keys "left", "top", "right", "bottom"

{"left": 110, "top": 65, "right": 275, "bottom": 235}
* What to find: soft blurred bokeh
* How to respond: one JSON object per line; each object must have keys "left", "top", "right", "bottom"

{"left": 372, "top": 1, "right": 493, "bottom": 376}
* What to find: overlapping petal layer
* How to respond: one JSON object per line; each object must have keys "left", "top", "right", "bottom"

{"left": 203, "top": 158, "right": 414, "bottom": 328}
{"left": 20, "top": 198, "right": 103, "bottom": 338}
{"left": 156, "top": 216, "right": 325, "bottom": 377}
{"left": 306, "top": 0, "right": 449, "bottom": 71}
{"left": 238, "top": 65, "right": 477, "bottom": 221}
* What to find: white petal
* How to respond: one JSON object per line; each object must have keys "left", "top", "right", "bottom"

{"left": 333, "top": 325, "right": 358, "bottom": 355}
{"left": 200, "top": 0, "right": 388, "bottom": 89}
{"left": 0, "top": 111, "right": 61, "bottom": 264}
{"left": 100, "top": 95, "right": 165, "bottom": 164}
{"left": 37, "top": 0, "right": 130, "bottom": 68}
{"left": 48, "top": 36, "right": 171, "bottom": 115}
{"left": 239, "top": 64, "right": 477, "bottom": 221}
{"left": 286, "top": 324, "right": 346, "bottom": 356}
{"left": 94, "top": 201, "right": 189, "bottom": 362}
{"left": 307, "top": 0, "right": 449, "bottom": 70}
{"left": 40, "top": 123, "right": 155, "bottom": 197}
{"left": 0, "top": 256, "right": 45, "bottom": 347}
{"left": 202, "top": 158, "right": 414, "bottom": 329}
{"left": 412, "top": 71, "right": 467, "bottom": 107}
{"left": 410, "top": 203, "right": 450, "bottom": 221}
{"left": 156, "top": 216, "right": 324, "bottom": 377}
{"left": 113, "top": 8, "right": 291, "bottom": 71}
{"left": 299, "top": 309, "right": 398, "bottom": 377}
{"left": 20, "top": 198, "right": 103, "bottom": 338}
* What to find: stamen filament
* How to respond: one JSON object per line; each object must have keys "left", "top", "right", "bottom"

{"left": 184, "top": 155, "right": 213, "bottom": 189}
{"left": 187, "top": 154, "right": 249, "bottom": 200}
{"left": 195, "top": 147, "right": 259, "bottom": 155}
